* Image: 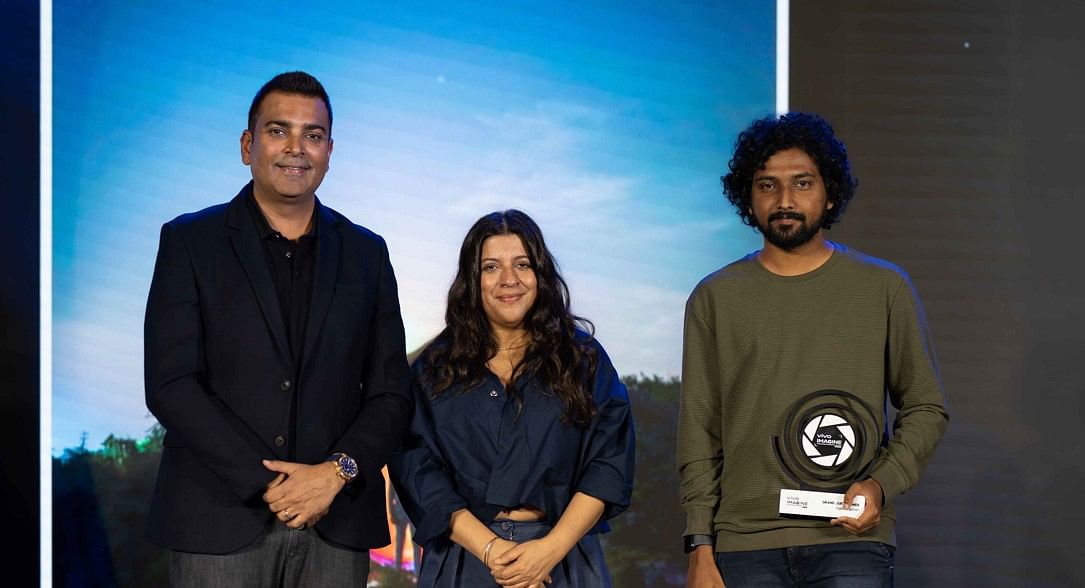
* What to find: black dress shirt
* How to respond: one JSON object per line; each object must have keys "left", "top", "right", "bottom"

{"left": 246, "top": 193, "right": 316, "bottom": 458}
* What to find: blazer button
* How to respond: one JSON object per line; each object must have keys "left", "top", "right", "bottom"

{"left": 280, "top": 379, "right": 292, "bottom": 391}
{"left": 274, "top": 435, "right": 286, "bottom": 447}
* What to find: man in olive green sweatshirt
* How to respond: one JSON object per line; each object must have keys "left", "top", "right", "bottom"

{"left": 678, "top": 113, "right": 948, "bottom": 587}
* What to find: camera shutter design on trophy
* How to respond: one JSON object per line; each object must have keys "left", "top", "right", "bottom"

{"left": 802, "top": 414, "right": 855, "bottom": 467}
{"left": 772, "top": 390, "right": 881, "bottom": 492}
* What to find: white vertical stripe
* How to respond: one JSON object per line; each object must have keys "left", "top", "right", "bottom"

{"left": 776, "top": 0, "right": 789, "bottom": 115}
{"left": 40, "top": 0, "right": 53, "bottom": 586}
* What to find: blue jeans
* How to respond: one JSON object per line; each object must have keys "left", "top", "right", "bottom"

{"left": 715, "top": 541, "right": 894, "bottom": 587}
{"left": 170, "top": 521, "right": 370, "bottom": 587}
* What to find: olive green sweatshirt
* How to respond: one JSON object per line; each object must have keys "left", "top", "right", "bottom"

{"left": 677, "top": 244, "right": 949, "bottom": 552}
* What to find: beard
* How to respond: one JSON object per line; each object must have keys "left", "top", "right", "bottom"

{"left": 756, "top": 209, "right": 826, "bottom": 251}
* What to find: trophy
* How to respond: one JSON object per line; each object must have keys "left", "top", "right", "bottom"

{"left": 773, "top": 390, "right": 881, "bottom": 519}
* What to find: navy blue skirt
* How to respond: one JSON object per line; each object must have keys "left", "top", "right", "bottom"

{"left": 418, "top": 520, "right": 612, "bottom": 587}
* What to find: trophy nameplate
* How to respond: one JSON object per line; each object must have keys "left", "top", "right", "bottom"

{"left": 779, "top": 489, "right": 865, "bottom": 519}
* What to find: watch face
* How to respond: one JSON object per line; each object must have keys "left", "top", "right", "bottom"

{"left": 338, "top": 455, "right": 358, "bottom": 479}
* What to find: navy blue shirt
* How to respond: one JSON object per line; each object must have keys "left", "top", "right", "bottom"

{"left": 389, "top": 339, "right": 635, "bottom": 546}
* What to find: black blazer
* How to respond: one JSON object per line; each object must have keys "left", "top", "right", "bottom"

{"left": 144, "top": 183, "right": 411, "bottom": 553}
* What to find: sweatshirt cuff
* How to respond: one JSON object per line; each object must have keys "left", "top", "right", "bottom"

{"left": 867, "top": 459, "right": 908, "bottom": 500}
{"left": 683, "top": 506, "right": 715, "bottom": 536}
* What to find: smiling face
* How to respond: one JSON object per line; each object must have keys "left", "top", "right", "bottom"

{"left": 479, "top": 233, "right": 538, "bottom": 337}
{"left": 750, "top": 147, "right": 833, "bottom": 251}
{"left": 241, "top": 91, "right": 333, "bottom": 204}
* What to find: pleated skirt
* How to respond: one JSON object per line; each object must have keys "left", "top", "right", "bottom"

{"left": 418, "top": 520, "right": 612, "bottom": 587}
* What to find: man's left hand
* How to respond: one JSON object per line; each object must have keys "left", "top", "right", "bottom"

{"left": 262, "top": 460, "right": 346, "bottom": 529}
{"left": 831, "top": 478, "right": 884, "bottom": 535}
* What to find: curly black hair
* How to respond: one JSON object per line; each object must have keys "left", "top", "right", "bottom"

{"left": 420, "top": 210, "right": 599, "bottom": 427}
{"left": 722, "top": 112, "right": 857, "bottom": 229}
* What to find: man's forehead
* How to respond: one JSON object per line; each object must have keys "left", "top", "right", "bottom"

{"left": 755, "top": 168, "right": 818, "bottom": 178}
{"left": 757, "top": 149, "right": 819, "bottom": 176}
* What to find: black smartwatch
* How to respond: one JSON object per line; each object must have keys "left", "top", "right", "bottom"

{"left": 683, "top": 534, "right": 714, "bottom": 554}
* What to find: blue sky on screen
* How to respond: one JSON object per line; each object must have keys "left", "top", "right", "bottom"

{"left": 52, "top": 0, "right": 774, "bottom": 452}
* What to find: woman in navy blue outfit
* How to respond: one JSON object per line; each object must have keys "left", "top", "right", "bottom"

{"left": 389, "top": 210, "right": 635, "bottom": 588}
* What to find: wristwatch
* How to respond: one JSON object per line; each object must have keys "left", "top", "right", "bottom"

{"left": 683, "top": 534, "right": 714, "bottom": 553}
{"left": 327, "top": 452, "right": 359, "bottom": 483}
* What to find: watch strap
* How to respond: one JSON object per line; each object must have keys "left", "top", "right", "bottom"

{"left": 683, "top": 533, "right": 714, "bottom": 553}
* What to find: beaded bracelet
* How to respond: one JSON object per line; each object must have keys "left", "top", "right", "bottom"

{"left": 482, "top": 536, "right": 500, "bottom": 567}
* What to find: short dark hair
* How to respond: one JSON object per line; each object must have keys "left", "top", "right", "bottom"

{"left": 247, "top": 71, "right": 332, "bottom": 133}
{"left": 722, "top": 112, "right": 857, "bottom": 229}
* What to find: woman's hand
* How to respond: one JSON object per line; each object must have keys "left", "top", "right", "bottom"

{"left": 490, "top": 536, "right": 561, "bottom": 588}
{"left": 489, "top": 493, "right": 604, "bottom": 587}
{"left": 485, "top": 538, "right": 519, "bottom": 569}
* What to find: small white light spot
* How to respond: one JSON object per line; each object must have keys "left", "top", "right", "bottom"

{"left": 963, "top": 41, "right": 971, "bottom": 49}
{"left": 490, "top": 390, "right": 498, "bottom": 397}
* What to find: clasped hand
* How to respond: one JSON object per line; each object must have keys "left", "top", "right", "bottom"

{"left": 261, "top": 459, "right": 345, "bottom": 529}
{"left": 489, "top": 537, "right": 560, "bottom": 588}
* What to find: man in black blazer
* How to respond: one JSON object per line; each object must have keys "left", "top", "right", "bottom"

{"left": 144, "top": 71, "right": 411, "bottom": 586}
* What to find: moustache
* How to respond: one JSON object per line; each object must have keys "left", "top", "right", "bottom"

{"left": 768, "top": 211, "right": 806, "bottom": 222}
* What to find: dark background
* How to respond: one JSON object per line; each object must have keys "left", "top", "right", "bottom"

{"left": 792, "top": 1, "right": 1084, "bottom": 585}
{"left": 5, "top": 0, "right": 1084, "bottom": 584}
{"left": 2, "top": 0, "right": 41, "bottom": 585}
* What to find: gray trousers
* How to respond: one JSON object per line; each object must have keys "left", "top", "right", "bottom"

{"left": 170, "top": 521, "right": 370, "bottom": 587}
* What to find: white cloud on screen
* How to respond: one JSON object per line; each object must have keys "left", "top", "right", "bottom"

{"left": 52, "top": 318, "right": 153, "bottom": 453}
{"left": 327, "top": 101, "right": 721, "bottom": 376}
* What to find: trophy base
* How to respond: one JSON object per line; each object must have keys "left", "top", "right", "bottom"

{"left": 778, "top": 489, "right": 865, "bottom": 519}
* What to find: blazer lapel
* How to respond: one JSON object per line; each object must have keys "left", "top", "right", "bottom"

{"left": 225, "top": 187, "right": 293, "bottom": 370}
{"left": 300, "top": 200, "right": 341, "bottom": 371}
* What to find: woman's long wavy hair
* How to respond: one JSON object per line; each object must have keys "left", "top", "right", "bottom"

{"left": 420, "top": 210, "right": 599, "bottom": 426}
